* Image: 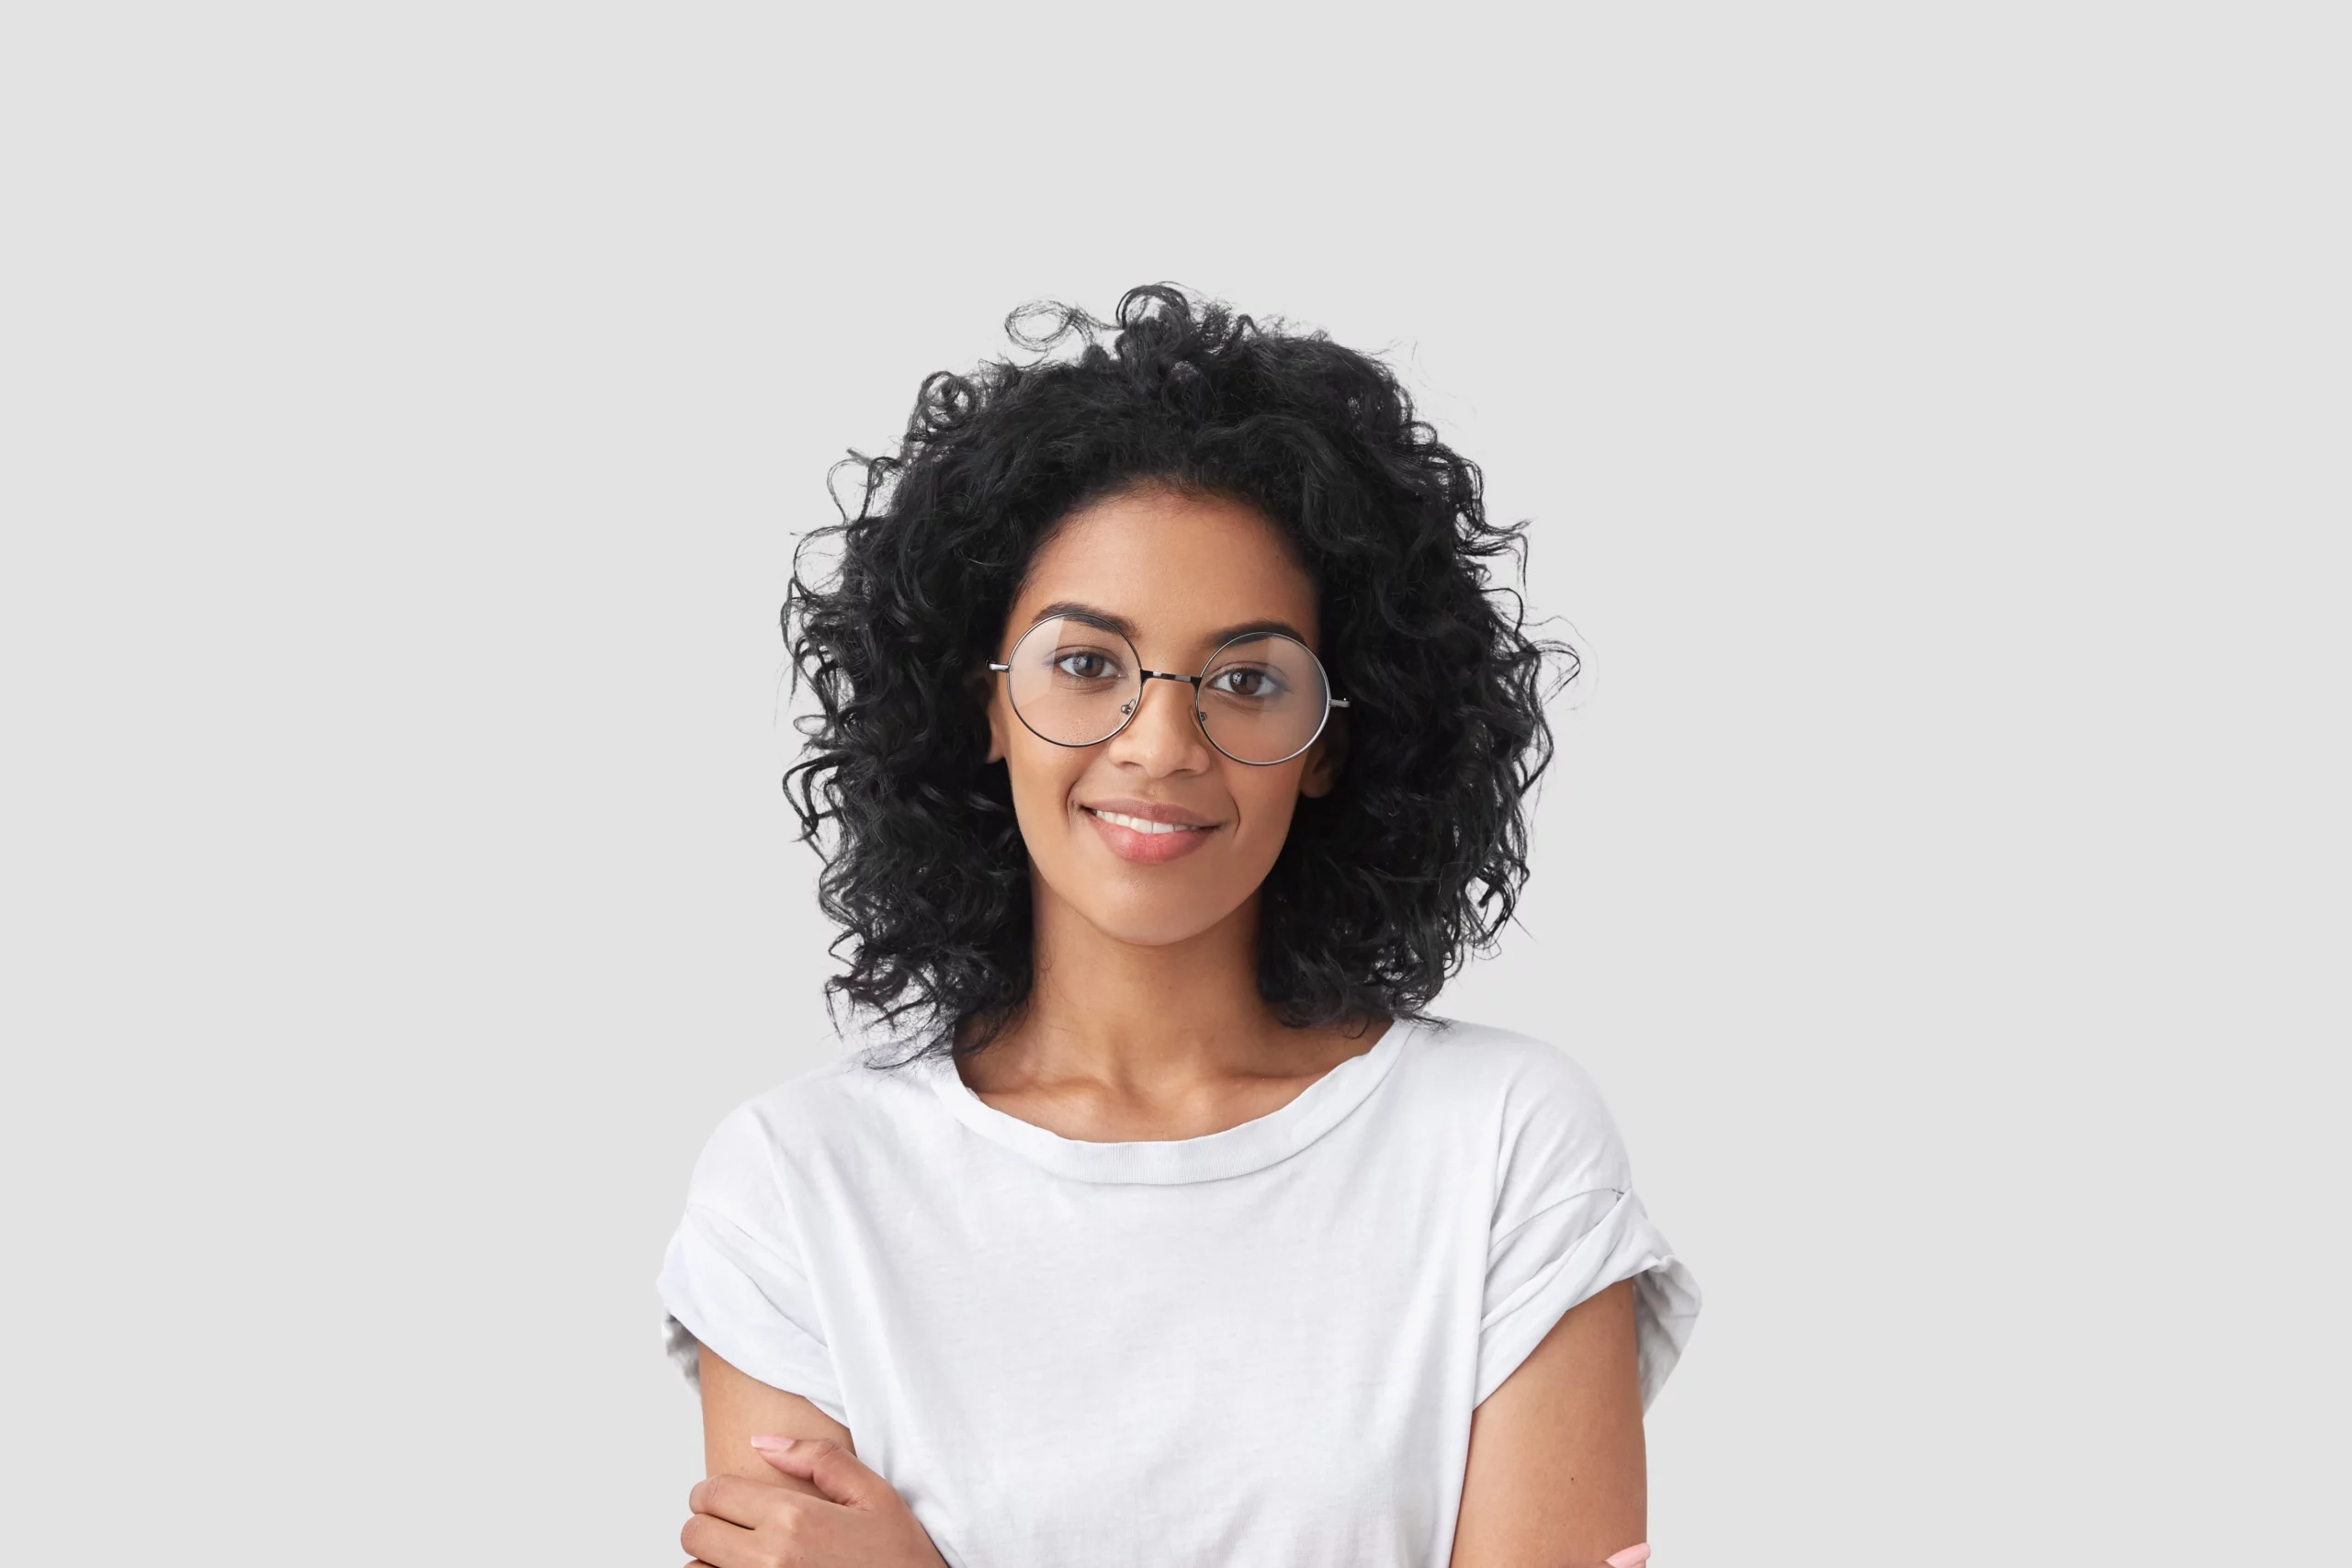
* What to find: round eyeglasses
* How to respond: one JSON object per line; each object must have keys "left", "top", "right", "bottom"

{"left": 987, "top": 615, "right": 1350, "bottom": 766}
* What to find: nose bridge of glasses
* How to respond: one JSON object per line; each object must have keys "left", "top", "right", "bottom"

{"left": 1126, "top": 666, "right": 1204, "bottom": 725}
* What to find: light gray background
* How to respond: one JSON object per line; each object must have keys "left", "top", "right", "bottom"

{"left": 3, "top": 4, "right": 2342, "bottom": 1563}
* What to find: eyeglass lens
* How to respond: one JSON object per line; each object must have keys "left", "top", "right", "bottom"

{"left": 1004, "top": 615, "right": 1333, "bottom": 764}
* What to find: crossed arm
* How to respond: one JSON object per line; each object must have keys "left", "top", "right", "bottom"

{"left": 684, "top": 1277, "right": 1645, "bottom": 1568}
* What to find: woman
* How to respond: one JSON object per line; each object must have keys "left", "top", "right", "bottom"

{"left": 657, "top": 285, "right": 1701, "bottom": 1568}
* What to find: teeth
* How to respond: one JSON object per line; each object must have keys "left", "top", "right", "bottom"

{"left": 1091, "top": 808, "right": 1204, "bottom": 835}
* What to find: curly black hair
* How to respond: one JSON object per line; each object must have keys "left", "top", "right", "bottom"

{"left": 783, "top": 283, "right": 1576, "bottom": 1065}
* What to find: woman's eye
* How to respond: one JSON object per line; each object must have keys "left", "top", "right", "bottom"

{"left": 1210, "top": 667, "right": 1283, "bottom": 698}
{"left": 1054, "top": 650, "right": 1118, "bottom": 680}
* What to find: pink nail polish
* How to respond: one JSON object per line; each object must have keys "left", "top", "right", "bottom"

{"left": 1604, "top": 1546, "right": 1651, "bottom": 1568}
{"left": 749, "top": 1435, "right": 797, "bottom": 1452}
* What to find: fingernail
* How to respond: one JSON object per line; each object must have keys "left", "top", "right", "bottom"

{"left": 1604, "top": 1546, "right": 1651, "bottom": 1568}
{"left": 749, "top": 1435, "right": 797, "bottom": 1452}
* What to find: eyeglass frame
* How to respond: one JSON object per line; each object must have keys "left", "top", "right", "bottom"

{"left": 985, "top": 615, "right": 1351, "bottom": 767}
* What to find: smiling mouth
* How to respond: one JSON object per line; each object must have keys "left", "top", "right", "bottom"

{"left": 1082, "top": 807, "right": 1214, "bottom": 836}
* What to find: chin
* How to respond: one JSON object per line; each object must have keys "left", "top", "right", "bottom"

{"left": 1079, "top": 903, "right": 1229, "bottom": 949}
{"left": 1060, "top": 877, "right": 1248, "bottom": 948}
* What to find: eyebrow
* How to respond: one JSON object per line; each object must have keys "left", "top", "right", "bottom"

{"left": 1029, "top": 600, "right": 1313, "bottom": 652}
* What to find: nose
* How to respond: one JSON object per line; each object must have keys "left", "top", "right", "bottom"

{"left": 1106, "top": 673, "right": 1212, "bottom": 775}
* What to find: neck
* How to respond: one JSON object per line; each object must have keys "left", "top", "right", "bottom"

{"left": 978, "top": 880, "right": 1341, "bottom": 1094}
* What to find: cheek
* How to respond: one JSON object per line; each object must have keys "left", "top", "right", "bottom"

{"left": 1003, "top": 738, "right": 1087, "bottom": 833}
{"left": 1219, "top": 770, "right": 1309, "bottom": 870}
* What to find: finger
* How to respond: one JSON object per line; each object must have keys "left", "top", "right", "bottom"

{"left": 681, "top": 1510, "right": 760, "bottom": 1567}
{"left": 749, "top": 1434, "right": 887, "bottom": 1508}
{"left": 686, "top": 1473, "right": 795, "bottom": 1529}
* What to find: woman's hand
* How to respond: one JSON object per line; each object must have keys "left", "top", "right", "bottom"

{"left": 681, "top": 1435, "right": 948, "bottom": 1568}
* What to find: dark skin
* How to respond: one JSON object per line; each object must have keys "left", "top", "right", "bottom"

{"left": 684, "top": 484, "right": 1645, "bottom": 1567}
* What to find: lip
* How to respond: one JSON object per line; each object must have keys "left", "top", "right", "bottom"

{"left": 1078, "top": 798, "right": 1223, "bottom": 864}
{"left": 1080, "top": 797, "right": 1218, "bottom": 828}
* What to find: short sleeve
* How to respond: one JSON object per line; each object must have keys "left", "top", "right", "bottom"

{"left": 656, "top": 1100, "right": 847, "bottom": 1426}
{"left": 1474, "top": 1043, "right": 1702, "bottom": 1411}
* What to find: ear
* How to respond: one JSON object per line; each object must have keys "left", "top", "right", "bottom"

{"left": 971, "top": 666, "right": 1010, "bottom": 765}
{"left": 1297, "top": 711, "right": 1347, "bottom": 799}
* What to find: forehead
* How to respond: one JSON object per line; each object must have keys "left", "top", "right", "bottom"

{"left": 1006, "top": 487, "right": 1320, "bottom": 655}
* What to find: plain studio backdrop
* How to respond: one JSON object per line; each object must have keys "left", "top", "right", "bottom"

{"left": 1, "top": 4, "right": 2342, "bottom": 1562}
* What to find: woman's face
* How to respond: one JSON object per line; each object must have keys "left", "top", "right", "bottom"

{"left": 983, "top": 485, "right": 1343, "bottom": 949}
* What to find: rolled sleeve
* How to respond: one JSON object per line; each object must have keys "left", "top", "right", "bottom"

{"left": 1473, "top": 1040, "right": 1702, "bottom": 1410}
{"left": 1475, "top": 1183, "right": 1701, "bottom": 1410}
{"left": 655, "top": 1104, "right": 847, "bottom": 1426}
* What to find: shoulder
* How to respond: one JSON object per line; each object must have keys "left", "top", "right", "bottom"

{"left": 684, "top": 1036, "right": 939, "bottom": 1199}
{"left": 1399, "top": 1015, "right": 1616, "bottom": 1117}
{"left": 1397, "top": 1015, "right": 1634, "bottom": 1191}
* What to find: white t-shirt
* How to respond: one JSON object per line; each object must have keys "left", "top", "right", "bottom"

{"left": 657, "top": 1014, "right": 1701, "bottom": 1568}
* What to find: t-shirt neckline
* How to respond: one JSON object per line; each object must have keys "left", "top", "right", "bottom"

{"left": 922, "top": 1016, "right": 1421, "bottom": 1185}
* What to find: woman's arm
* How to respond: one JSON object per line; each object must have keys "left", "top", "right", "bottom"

{"left": 695, "top": 1341, "right": 856, "bottom": 1497}
{"left": 695, "top": 1291, "right": 1640, "bottom": 1562}
{"left": 1451, "top": 1278, "right": 1647, "bottom": 1568}
{"left": 684, "top": 1344, "right": 948, "bottom": 1568}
